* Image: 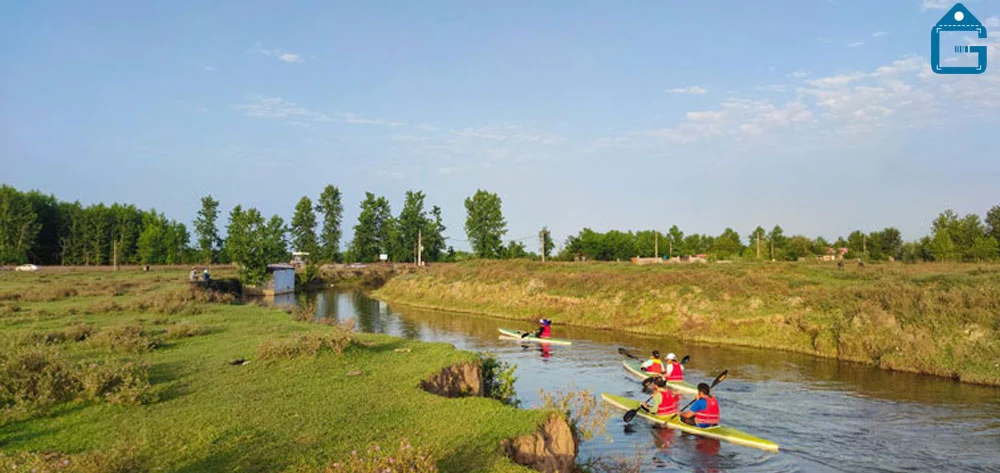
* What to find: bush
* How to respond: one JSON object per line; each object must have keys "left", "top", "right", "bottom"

{"left": 481, "top": 354, "right": 519, "bottom": 406}
{"left": 24, "top": 323, "right": 96, "bottom": 345}
{"left": 539, "top": 386, "right": 612, "bottom": 443}
{"left": 290, "top": 300, "right": 316, "bottom": 322}
{"left": 257, "top": 328, "right": 355, "bottom": 360}
{"left": 165, "top": 321, "right": 211, "bottom": 340}
{"left": 87, "top": 300, "right": 124, "bottom": 314}
{"left": 88, "top": 325, "right": 161, "bottom": 353}
{"left": 79, "top": 361, "right": 156, "bottom": 405}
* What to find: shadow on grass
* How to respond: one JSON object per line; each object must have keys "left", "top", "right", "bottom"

{"left": 0, "top": 403, "right": 89, "bottom": 448}
{"left": 171, "top": 427, "right": 287, "bottom": 473}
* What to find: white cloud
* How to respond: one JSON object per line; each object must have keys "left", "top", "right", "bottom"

{"left": 666, "top": 86, "right": 708, "bottom": 95}
{"left": 788, "top": 71, "right": 810, "bottom": 79}
{"left": 807, "top": 72, "right": 867, "bottom": 88}
{"left": 235, "top": 96, "right": 331, "bottom": 122}
{"left": 686, "top": 110, "right": 726, "bottom": 121}
{"left": 872, "top": 31, "right": 888, "bottom": 37}
{"left": 847, "top": 41, "right": 865, "bottom": 48}
{"left": 985, "top": 16, "right": 1000, "bottom": 28}
{"left": 342, "top": 113, "right": 404, "bottom": 127}
{"left": 921, "top": 0, "right": 952, "bottom": 10}
{"left": 253, "top": 44, "right": 305, "bottom": 63}
{"left": 203, "top": 65, "right": 215, "bottom": 72}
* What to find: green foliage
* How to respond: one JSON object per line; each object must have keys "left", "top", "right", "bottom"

{"left": 396, "top": 190, "right": 430, "bottom": 263}
{"left": 463, "top": 189, "right": 507, "bottom": 258}
{"left": 423, "top": 206, "right": 447, "bottom": 262}
{"left": 540, "top": 226, "right": 553, "bottom": 259}
{"left": 349, "top": 193, "right": 395, "bottom": 263}
{"left": 317, "top": 185, "right": 344, "bottom": 262}
{"left": 0, "top": 185, "right": 41, "bottom": 264}
{"left": 481, "top": 354, "right": 519, "bottom": 406}
{"left": 987, "top": 204, "right": 1000, "bottom": 243}
{"left": 256, "top": 328, "right": 355, "bottom": 360}
{"left": 713, "top": 228, "right": 744, "bottom": 259}
{"left": 194, "top": 195, "right": 221, "bottom": 264}
{"left": 291, "top": 196, "right": 319, "bottom": 255}
{"left": 501, "top": 240, "right": 528, "bottom": 259}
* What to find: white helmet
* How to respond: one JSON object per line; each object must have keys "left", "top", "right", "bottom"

{"left": 666, "top": 353, "right": 677, "bottom": 360}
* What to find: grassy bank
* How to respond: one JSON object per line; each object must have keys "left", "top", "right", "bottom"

{"left": 0, "top": 268, "right": 549, "bottom": 472}
{"left": 374, "top": 260, "right": 1000, "bottom": 386}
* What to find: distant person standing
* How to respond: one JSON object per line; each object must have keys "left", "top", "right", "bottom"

{"left": 202, "top": 269, "right": 210, "bottom": 281}
{"left": 190, "top": 268, "right": 199, "bottom": 281}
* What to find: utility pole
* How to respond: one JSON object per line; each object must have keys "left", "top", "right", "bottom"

{"left": 655, "top": 232, "right": 659, "bottom": 259}
{"left": 113, "top": 240, "right": 118, "bottom": 271}
{"left": 756, "top": 231, "right": 761, "bottom": 259}
{"left": 417, "top": 229, "right": 423, "bottom": 267}
{"left": 770, "top": 239, "right": 774, "bottom": 261}
{"left": 863, "top": 234, "right": 867, "bottom": 260}
{"left": 669, "top": 240, "right": 673, "bottom": 258}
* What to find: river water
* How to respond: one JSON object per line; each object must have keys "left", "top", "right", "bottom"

{"left": 301, "top": 290, "right": 1000, "bottom": 472}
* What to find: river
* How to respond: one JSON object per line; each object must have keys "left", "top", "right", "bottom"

{"left": 298, "top": 289, "right": 1000, "bottom": 472}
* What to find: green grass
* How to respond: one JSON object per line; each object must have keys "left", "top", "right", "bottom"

{"left": 374, "top": 260, "right": 1000, "bottom": 386}
{"left": 0, "top": 269, "right": 549, "bottom": 473}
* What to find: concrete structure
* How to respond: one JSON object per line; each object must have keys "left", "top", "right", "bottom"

{"left": 263, "top": 263, "right": 295, "bottom": 296}
{"left": 291, "top": 252, "right": 310, "bottom": 268}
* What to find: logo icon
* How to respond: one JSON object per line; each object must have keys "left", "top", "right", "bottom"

{"left": 931, "top": 3, "right": 988, "bottom": 74}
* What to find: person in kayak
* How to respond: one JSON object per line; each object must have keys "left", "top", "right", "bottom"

{"left": 663, "top": 352, "right": 684, "bottom": 382}
{"left": 641, "top": 378, "right": 680, "bottom": 416}
{"left": 640, "top": 350, "right": 665, "bottom": 374}
{"left": 533, "top": 318, "right": 552, "bottom": 339}
{"left": 679, "top": 383, "right": 720, "bottom": 428}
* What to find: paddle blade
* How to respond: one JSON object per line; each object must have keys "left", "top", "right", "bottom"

{"left": 710, "top": 370, "right": 729, "bottom": 388}
{"left": 623, "top": 408, "right": 638, "bottom": 423}
{"left": 680, "top": 354, "right": 691, "bottom": 365}
{"left": 618, "top": 347, "right": 638, "bottom": 359}
{"left": 520, "top": 332, "right": 531, "bottom": 338}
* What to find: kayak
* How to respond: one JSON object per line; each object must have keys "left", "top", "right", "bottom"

{"left": 622, "top": 359, "right": 698, "bottom": 395}
{"left": 497, "top": 328, "right": 572, "bottom": 346}
{"left": 601, "top": 393, "right": 779, "bottom": 453}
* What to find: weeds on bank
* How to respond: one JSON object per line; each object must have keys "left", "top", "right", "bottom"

{"left": 575, "top": 452, "right": 644, "bottom": 473}
{"left": 0, "top": 344, "right": 155, "bottom": 423}
{"left": 0, "top": 443, "right": 142, "bottom": 473}
{"left": 164, "top": 321, "right": 211, "bottom": 339}
{"left": 257, "top": 324, "right": 355, "bottom": 360}
{"left": 286, "top": 440, "right": 436, "bottom": 473}
{"left": 22, "top": 323, "right": 96, "bottom": 345}
{"left": 539, "top": 386, "right": 612, "bottom": 443}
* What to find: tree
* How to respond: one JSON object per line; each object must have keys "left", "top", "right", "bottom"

{"left": 987, "top": 205, "right": 1000, "bottom": 243}
{"left": 787, "top": 235, "right": 814, "bottom": 259}
{"left": 226, "top": 206, "right": 268, "bottom": 285}
{"left": 749, "top": 226, "right": 767, "bottom": 259}
{"left": 25, "top": 191, "right": 62, "bottom": 265}
{"left": 316, "top": 185, "right": 344, "bottom": 262}
{"left": 712, "top": 228, "right": 743, "bottom": 259}
{"left": 0, "top": 185, "right": 40, "bottom": 264}
{"left": 846, "top": 230, "right": 867, "bottom": 258}
{"left": 194, "top": 195, "right": 221, "bottom": 264}
{"left": 970, "top": 236, "right": 999, "bottom": 262}
{"left": 291, "top": 196, "right": 318, "bottom": 256}
{"left": 396, "top": 190, "right": 429, "bottom": 263}
{"left": 350, "top": 193, "right": 395, "bottom": 262}
{"left": 667, "top": 225, "right": 685, "bottom": 257}
{"left": 767, "top": 225, "right": 786, "bottom": 260}
{"left": 137, "top": 211, "right": 167, "bottom": 264}
{"left": 503, "top": 240, "right": 528, "bottom": 259}
{"left": 423, "top": 206, "right": 447, "bottom": 262}
{"left": 540, "top": 226, "right": 553, "bottom": 260}
{"left": 464, "top": 190, "right": 507, "bottom": 258}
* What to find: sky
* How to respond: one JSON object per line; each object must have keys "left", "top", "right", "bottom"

{"left": 2, "top": 0, "right": 999, "bottom": 252}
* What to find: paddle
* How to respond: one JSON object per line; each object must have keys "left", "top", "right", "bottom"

{"left": 520, "top": 328, "right": 541, "bottom": 339}
{"left": 618, "top": 347, "right": 640, "bottom": 360}
{"left": 624, "top": 369, "right": 727, "bottom": 424}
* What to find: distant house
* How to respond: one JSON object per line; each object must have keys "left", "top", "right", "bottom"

{"left": 291, "top": 252, "right": 310, "bottom": 268}
{"left": 263, "top": 264, "right": 295, "bottom": 296}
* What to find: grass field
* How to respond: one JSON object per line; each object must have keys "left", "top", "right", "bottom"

{"left": 374, "top": 260, "right": 1000, "bottom": 386}
{"left": 0, "top": 268, "right": 551, "bottom": 473}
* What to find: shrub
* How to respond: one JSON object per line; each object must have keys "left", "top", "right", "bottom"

{"left": 481, "top": 353, "right": 519, "bottom": 406}
{"left": 257, "top": 328, "right": 354, "bottom": 361}
{"left": 79, "top": 361, "right": 156, "bottom": 405}
{"left": 165, "top": 321, "right": 211, "bottom": 340}
{"left": 24, "top": 323, "right": 96, "bottom": 345}
{"left": 291, "top": 300, "right": 316, "bottom": 322}
{"left": 539, "top": 386, "right": 612, "bottom": 443}
{"left": 88, "top": 300, "right": 124, "bottom": 314}
{"left": 89, "top": 325, "right": 161, "bottom": 353}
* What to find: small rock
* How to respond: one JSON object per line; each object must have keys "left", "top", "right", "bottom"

{"left": 347, "top": 370, "right": 363, "bottom": 376}
{"left": 394, "top": 348, "right": 412, "bottom": 353}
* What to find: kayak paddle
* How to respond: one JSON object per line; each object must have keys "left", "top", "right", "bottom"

{"left": 618, "top": 347, "right": 640, "bottom": 360}
{"left": 672, "top": 370, "right": 728, "bottom": 421}
{"left": 622, "top": 394, "right": 654, "bottom": 423}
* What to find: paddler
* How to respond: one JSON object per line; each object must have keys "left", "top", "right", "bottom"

{"left": 663, "top": 352, "right": 684, "bottom": 382}
{"left": 679, "top": 383, "right": 720, "bottom": 428}
{"left": 533, "top": 318, "right": 552, "bottom": 339}
{"left": 640, "top": 350, "right": 666, "bottom": 374}
{"left": 641, "top": 377, "right": 680, "bottom": 416}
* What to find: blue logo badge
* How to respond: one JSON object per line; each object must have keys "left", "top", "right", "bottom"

{"left": 931, "top": 3, "right": 988, "bottom": 74}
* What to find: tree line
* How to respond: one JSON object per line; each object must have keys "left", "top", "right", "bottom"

{"left": 3, "top": 183, "right": 999, "bottom": 277}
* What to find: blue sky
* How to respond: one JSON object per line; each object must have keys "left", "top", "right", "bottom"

{"left": 2, "top": 0, "right": 999, "bottom": 252}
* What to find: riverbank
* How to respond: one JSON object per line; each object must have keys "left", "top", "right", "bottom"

{"left": 373, "top": 260, "right": 1000, "bottom": 386}
{"left": 0, "top": 268, "right": 560, "bottom": 472}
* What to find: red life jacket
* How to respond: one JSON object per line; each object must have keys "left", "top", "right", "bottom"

{"left": 656, "top": 390, "right": 679, "bottom": 415}
{"left": 645, "top": 359, "right": 664, "bottom": 374}
{"left": 695, "top": 396, "right": 720, "bottom": 425}
{"left": 539, "top": 325, "right": 551, "bottom": 338}
{"left": 666, "top": 361, "right": 684, "bottom": 381}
